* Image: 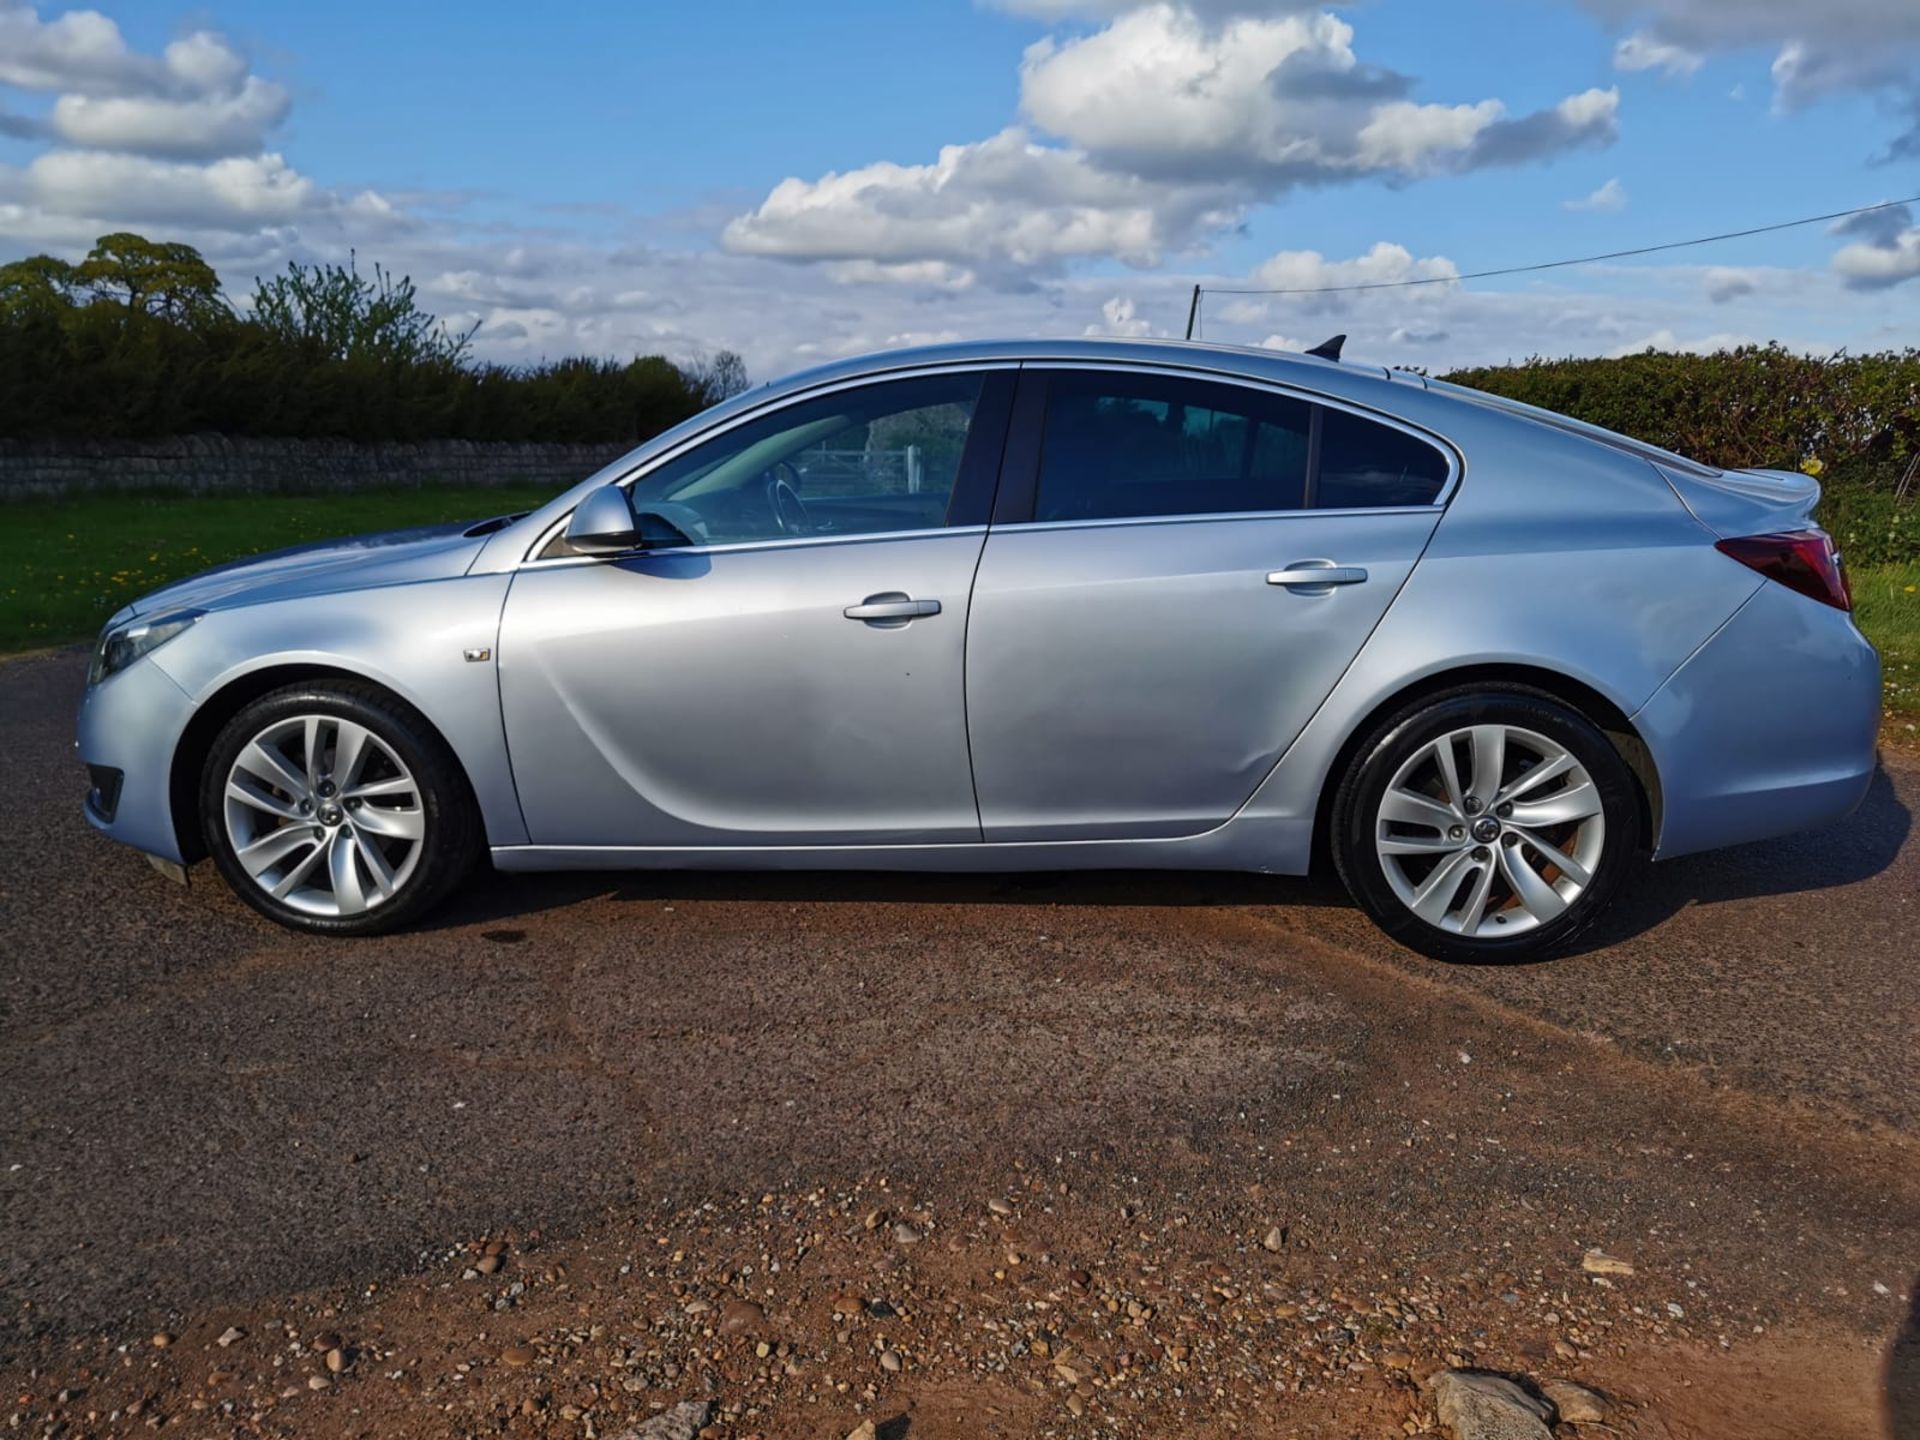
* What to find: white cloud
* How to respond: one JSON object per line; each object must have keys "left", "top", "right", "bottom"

{"left": 17, "top": 149, "right": 318, "bottom": 229}
{"left": 1085, "top": 294, "right": 1155, "bottom": 337}
{"left": 1248, "top": 242, "right": 1460, "bottom": 306}
{"left": 821, "top": 259, "right": 979, "bottom": 291}
{"left": 988, "top": 0, "right": 1331, "bottom": 18}
{"left": 1830, "top": 204, "right": 1920, "bottom": 289}
{"left": 49, "top": 75, "right": 291, "bottom": 159}
{"left": 728, "top": 2, "right": 1617, "bottom": 277}
{"left": 1581, "top": 0, "right": 1920, "bottom": 146}
{"left": 1565, "top": 177, "right": 1628, "bottom": 211}
{"left": 1614, "top": 30, "right": 1703, "bottom": 75}
{"left": 1703, "top": 265, "right": 1760, "bottom": 302}
{"left": 1019, "top": 7, "right": 1615, "bottom": 182}
{"left": 1607, "top": 327, "right": 1757, "bottom": 356}
{"left": 722, "top": 127, "right": 1239, "bottom": 276}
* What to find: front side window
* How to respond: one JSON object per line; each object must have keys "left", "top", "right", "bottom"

{"left": 564, "top": 373, "right": 987, "bottom": 553}
{"left": 1034, "top": 372, "right": 1313, "bottom": 523}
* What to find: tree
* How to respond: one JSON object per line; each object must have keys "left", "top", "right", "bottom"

{"left": 681, "top": 348, "right": 750, "bottom": 405}
{"left": 251, "top": 253, "right": 475, "bottom": 367}
{"left": 74, "top": 232, "right": 227, "bottom": 323}
{"left": 0, "top": 254, "right": 79, "bottom": 319}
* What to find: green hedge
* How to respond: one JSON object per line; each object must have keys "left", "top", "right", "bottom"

{"left": 0, "top": 305, "right": 717, "bottom": 444}
{"left": 1443, "top": 347, "right": 1920, "bottom": 567}
{"left": 1441, "top": 346, "right": 1920, "bottom": 474}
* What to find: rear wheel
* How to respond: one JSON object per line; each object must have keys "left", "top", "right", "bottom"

{"left": 199, "top": 681, "right": 479, "bottom": 936}
{"left": 1331, "top": 686, "right": 1642, "bottom": 962}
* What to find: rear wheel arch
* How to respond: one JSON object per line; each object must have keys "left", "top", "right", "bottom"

{"left": 1311, "top": 663, "right": 1661, "bottom": 866}
{"left": 168, "top": 665, "right": 481, "bottom": 864}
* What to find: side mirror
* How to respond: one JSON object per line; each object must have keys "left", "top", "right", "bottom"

{"left": 564, "top": 485, "right": 642, "bottom": 554}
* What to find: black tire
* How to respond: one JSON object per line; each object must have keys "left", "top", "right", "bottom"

{"left": 1330, "top": 684, "right": 1643, "bottom": 963}
{"left": 199, "top": 680, "right": 480, "bottom": 936}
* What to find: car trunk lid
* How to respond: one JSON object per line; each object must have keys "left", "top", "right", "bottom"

{"left": 1658, "top": 464, "right": 1822, "bottom": 540}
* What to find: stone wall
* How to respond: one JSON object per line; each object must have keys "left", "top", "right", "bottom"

{"left": 0, "top": 435, "right": 636, "bottom": 501}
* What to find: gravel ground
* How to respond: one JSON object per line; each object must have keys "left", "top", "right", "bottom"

{"left": 2, "top": 650, "right": 1916, "bottom": 1439}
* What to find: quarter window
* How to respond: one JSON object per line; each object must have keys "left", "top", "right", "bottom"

{"left": 1315, "top": 407, "right": 1451, "bottom": 509}
{"left": 1033, "top": 372, "right": 1312, "bottom": 523}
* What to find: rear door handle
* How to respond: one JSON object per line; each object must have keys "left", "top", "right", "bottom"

{"left": 1267, "top": 563, "right": 1368, "bottom": 589}
{"left": 844, "top": 593, "right": 942, "bottom": 623}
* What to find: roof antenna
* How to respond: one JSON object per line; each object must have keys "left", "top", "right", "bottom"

{"left": 1304, "top": 334, "right": 1346, "bottom": 361}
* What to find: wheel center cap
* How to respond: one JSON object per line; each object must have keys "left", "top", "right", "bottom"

{"left": 1470, "top": 816, "right": 1501, "bottom": 844}
{"left": 317, "top": 802, "right": 344, "bottom": 827}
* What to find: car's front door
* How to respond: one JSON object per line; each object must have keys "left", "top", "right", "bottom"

{"left": 965, "top": 366, "right": 1452, "bottom": 841}
{"left": 498, "top": 368, "right": 1014, "bottom": 847}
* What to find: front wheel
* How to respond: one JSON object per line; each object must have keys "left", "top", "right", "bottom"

{"left": 1330, "top": 686, "right": 1643, "bottom": 962}
{"left": 199, "top": 681, "right": 479, "bottom": 936}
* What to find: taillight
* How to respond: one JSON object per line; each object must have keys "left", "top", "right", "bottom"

{"left": 1714, "top": 530, "right": 1852, "bottom": 612}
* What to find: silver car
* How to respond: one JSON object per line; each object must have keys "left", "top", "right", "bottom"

{"left": 75, "top": 339, "right": 1881, "bottom": 960}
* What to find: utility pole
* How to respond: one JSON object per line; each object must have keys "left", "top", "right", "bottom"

{"left": 1184, "top": 284, "right": 1202, "bottom": 341}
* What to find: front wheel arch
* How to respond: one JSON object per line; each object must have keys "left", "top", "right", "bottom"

{"left": 168, "top": 665, "right": 480, "bottom": 865}
{"left": 1310, "top": 664, "right": 1660, "bottom": 871}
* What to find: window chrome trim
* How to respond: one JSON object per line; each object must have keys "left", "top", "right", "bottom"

{"left": 1016, "top": 358, "right": 1464, "bottom": 516}
{"left": 523, "top": 524, "right": 990, "bottom": 571}
{"left": 519, "top": 361, "right": 1019, "bottom": 567}
{"left": 986, "top": 505, "right": 1445, "bottom": 537}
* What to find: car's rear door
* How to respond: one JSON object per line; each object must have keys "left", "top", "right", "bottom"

{"left": 964, "top": 365, "right": 1452, "bottom": 841}
{"left": 498, "top": 367, "right": 1014, "bottom": 848}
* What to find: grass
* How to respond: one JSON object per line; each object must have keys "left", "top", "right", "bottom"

{"left": 0, "top": 486, "right": 556, "bottom": 652}
{"left": 1, "top": 491, "right": 1916, "bottom": 727}
{"left": 1851, "top": 562, "right": 1920, "bottom": 729}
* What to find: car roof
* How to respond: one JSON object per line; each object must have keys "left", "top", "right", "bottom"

{"left": 754, "top": 336, "right": 1423, "bottom": 406}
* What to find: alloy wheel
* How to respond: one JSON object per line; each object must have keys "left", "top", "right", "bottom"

{"left": 1373, "top": 723, "right": 1606, "bottom": 938}
{"left": 221, "top": 713, "right": 426, "bottom": 918}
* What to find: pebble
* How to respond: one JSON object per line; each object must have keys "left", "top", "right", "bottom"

{"left": 477, "top": 1253, "right": 504, "bottom": 1275}
{"left": 500, "top": 1345, "right": 536, "bottom": 1368}
{"left": 324, "top": 1348, "right": 345, "bottom": 1374}
{"left": 306, "top": 1374, "right": 330, "bottom": 1392}
{"left": 1540, "top": 1378, "right": 1610, "bottom": 1425}
{"left": 151, "top": 1332, "right": 173, "bottom": 1349}
{"left": 892, "top": 1222, "right": 921, "bottom": 1245}
{"left": 216, "top": 1327, "right": 244, "bottom": 1348}
{"left": 986, "top": 1197, "right": 1014, "bottom": 1216}
{"left": 310, "top": 1331, "right": 342, "bottom": 1354}
{"left": 879, "top": 1349, "right": 902, "bottom": 1373}
{"left": 1580, "top": 1250, "right": 1635, "bottom": 1277}
{"left": 1263, "top": 1226, "right": 1286, "bottom": 1253}
{"left": 628, "top": 1398, "right": 713, "bottom": 1440}
{"left": 845, "top": 1422, "right": 876, "bottom": 1440}
{"left": 719, "top": 1299, "right": 766, "bottom": 1336}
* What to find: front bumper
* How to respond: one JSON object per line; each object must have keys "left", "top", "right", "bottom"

{"left": 1636, "top": 578, "right": 1882, "bottom": 859}
{"left": 74, "top": 657, "right": 199, "bottom": 864}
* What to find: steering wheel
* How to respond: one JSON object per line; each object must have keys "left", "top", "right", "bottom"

{"left": 765, "top": 461, "right": 813, "bottom": 537}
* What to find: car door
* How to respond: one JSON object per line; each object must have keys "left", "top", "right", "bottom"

{"left": 498, "top": 367, "right": 1014, "bottom": 847}
{"left": 965, "top": 365, "right": 1452, "bottom": 841}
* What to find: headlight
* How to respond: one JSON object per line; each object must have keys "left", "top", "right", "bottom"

{"left": 88, "top": 610, "right": 201, "bottom": 686}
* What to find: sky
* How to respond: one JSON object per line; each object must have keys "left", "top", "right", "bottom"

{"left": 2, "top": 0, "right": 1919, "bottom": 383}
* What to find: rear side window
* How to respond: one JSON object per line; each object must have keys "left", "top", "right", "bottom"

{"left": 1034, "top": 372, "right": 1312, "bottom": 523}
{"left": 1316, "top": 408, "right": 1452, "bottom": 508}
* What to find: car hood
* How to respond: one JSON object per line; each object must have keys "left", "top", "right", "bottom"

{"left": 118, "top": 520, "right": 491, "bottom": 621}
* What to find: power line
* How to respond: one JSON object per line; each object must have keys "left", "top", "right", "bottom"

{"left": 1185, "top": 194, "right": 1920, "bottom": 337}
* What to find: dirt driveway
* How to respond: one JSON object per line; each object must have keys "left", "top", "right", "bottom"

{"left": 3, "top": 650, "right": 1916, "bottom": 1438}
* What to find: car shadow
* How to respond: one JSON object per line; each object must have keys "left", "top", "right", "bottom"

{"left": 1889, "top": 1271, "right": 1920, "bottom": 1440}
{"left": 418, "top": 759, "right": 1911, "bottom": 958}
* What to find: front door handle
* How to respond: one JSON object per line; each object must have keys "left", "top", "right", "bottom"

{"left": 845, "top": 593, "right": 942, "bottom": 624}
{"left": 1267, "top": 562, "right": 1368, "bottom": 589}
